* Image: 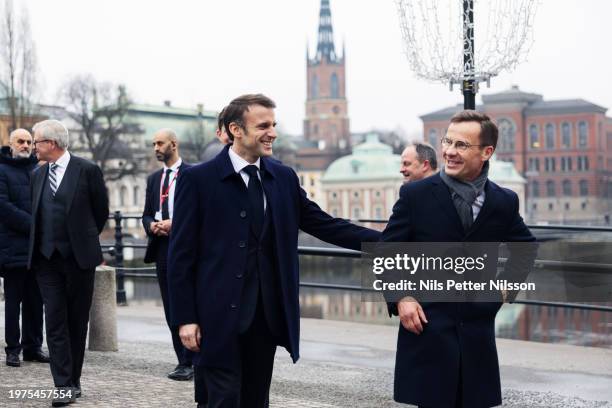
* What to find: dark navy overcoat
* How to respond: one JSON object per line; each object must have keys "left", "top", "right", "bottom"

{"left": 168, "top": 145, "right": 380, "bottom": 369}
{"left": 382, "top": 173, "right": 535, "bottom": 408}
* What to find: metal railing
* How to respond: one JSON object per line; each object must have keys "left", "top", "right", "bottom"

{"left": 103, "top": 211, "right": 612, "bottom": 312}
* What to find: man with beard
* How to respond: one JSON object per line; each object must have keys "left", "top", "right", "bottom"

{"left": 399, "top": 142, "right": 438, "bottom": 183}
{"left": 0, "top": 129, "right": 49, "bottom": 368}
{"left": 142, "top": 128, "right": 194, "bottom": 380}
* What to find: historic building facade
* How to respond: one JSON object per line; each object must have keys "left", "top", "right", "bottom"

{"left": 297, "top": 0, "right": 351, "bottom": 201}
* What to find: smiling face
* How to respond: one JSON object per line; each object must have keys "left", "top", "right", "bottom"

{"left": 443, "top": 121, "right": 494, "bottom": 182}
{"left": 400, "top": 146, "right": 428, "bottom": 183}
{"left": 9, "top": 129, "right": 33, "bottom": 158}
{"left": 230, "top": 104, "right": 277, "bottom": 163}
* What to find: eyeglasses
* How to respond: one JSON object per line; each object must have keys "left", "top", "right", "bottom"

{"left": 440, "top": 137, "right": 487, "bottom": 152}
{"left": 33, "top": 139, "right": 53, "bottom": 146}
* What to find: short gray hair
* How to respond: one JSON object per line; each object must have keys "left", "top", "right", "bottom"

{"left": 412, "top": 142, "right": 438, "bottom": 171}
{"left": 33, "top": 120, "right": 70, "bottom": 149}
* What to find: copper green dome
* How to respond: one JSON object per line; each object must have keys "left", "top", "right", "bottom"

{"left": 322, "top": 133, "right": 403, "bottom": 182}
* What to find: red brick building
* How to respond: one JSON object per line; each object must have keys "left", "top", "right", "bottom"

{"left": 420, "top": 86, "right": 612, "bottom": 225}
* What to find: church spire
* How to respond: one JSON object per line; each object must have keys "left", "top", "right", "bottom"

{"left": 315, "top": 0, "right": 338, "bottom": 63}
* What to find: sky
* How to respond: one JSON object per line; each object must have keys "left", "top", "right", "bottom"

{"left": 14, "top": 0, "right": 612, "bottom": 139}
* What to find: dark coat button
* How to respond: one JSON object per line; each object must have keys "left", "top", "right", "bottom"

{"left": 238, "top": 241, "right": 246, "bottom": 248}
{"left": 236, "top": 274, "right": 243, "bottom": 279}
{"left": 240, "top": 210, "right": 247, "bottom": 218}
{"left": 230, "top": 303, "right": 237, "bottom": 309}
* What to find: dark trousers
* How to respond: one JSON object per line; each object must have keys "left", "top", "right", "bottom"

{"left": 200, "top": 300, "right": 278, "bottom": 408}
{"left": 35, "top": 252, "right": 94, "bottom": 388}
{"left": 155, "top": 238, "right": 193, "bottom": 367}
{"left": 3, "top": 267, "right": 44, "bottom": 355}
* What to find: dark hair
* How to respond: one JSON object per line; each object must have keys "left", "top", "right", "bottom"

{"left": 223, "top": 94, "right": 276, "bottom": 141}
{"left": 412, "top": 142, "right": 438, "bottom": 171}
{"left": 449, "top": 110, "right": 498, "bottom": 149}
{"left": 217, "top": 106, "right": 227, "bottom": 131}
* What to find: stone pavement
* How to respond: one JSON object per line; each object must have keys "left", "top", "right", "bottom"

{"left": 0, "top": 303, "right": 611, "bottom": 407}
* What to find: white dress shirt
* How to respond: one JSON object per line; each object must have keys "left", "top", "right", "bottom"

{"left": 50, "top": 150, "right": 71, "bottom": 190}
{"left": 228, "top": 146, "right": 267, "bottom": 211}
{"left": 157, "top": 157, "right": 182, "bottom": 220}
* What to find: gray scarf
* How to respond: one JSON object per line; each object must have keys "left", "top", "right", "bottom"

{"left": 440, "top": 161, "right": 489, "bottom": 232}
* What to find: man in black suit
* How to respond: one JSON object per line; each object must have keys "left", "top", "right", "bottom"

{"left": 168, "top": 94, "right": 381, "bottom": 408}
{"left": 28, "top": 120, "right": 109, "bottom": 406}
{"left": 142, "top": 128, "right": 194, "bottom": 381}
{"left": 382, "top": 110, "right": 536, "bottom": 408}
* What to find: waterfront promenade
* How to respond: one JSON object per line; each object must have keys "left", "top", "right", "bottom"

{"left": 1, "top": 303, "right": 611, "bottom": 407}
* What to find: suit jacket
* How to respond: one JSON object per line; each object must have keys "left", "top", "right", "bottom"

{"left": 27, "top": 154, "right": 109, "bottom": 270}
{"left": 381, "top": 173, "right": 535, "bottom": 408}
{"left": 167, "top": 145, "right": 380, "bottom": 369}
{"left": 142, "top": 162, "right": 191, "bottom": 264}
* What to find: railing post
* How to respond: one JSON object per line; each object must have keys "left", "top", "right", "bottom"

{"left": 114, "top": 210, "right": 127, "bottom": 305}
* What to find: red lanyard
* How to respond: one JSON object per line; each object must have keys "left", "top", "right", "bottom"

{"left": 160, "top": 170, "right": 179, "bottom": 206}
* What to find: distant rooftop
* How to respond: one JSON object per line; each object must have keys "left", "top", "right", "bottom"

{"left": 420, "top": 86, "right": 608, "bottom": 121}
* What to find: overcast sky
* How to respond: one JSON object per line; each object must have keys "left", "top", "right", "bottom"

{"left": 18, "top": 0, "right": 612, "bottom": 138}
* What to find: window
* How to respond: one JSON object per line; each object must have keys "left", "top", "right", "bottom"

{"left": 497, "top": 118, "right": 516, "bottom": 152}
{"left": 353, "top": 191, "right": 359, "bottom": 198}
{"left": 119, "top": 186, "right": 128, "bottom": 207}
{"left": 579, "top": 180, "right": 588, "bottom": 196}
{"left": 546, "top": 180, "right": 555, "bottom": 197}
{"left": 132, "top": 186, "right": 140, "bottom": 206}
{"left": 531, "top": 181, "right": 540, "bottom": 197}
{"left": 375, "top": 207, "right": 383, "bottom": 219}
{"left": 545, "top": 123, "right": 555, "bottom": 149}
{"left": 375, "top": 191, "right": 381, "bottom": 198}
{"left": 578, "top": 156, "right": 590, "bottom": 171}
{"left": 561, "top": 122, "right": 571, "bottom": 148}
{"left": 428, "top": 129, "right": 438, "bottom": 149}
{"left": 565, "top": 202, "right": 570, "bottom": 211}
{"left": 331, "top": 192, "right": 338, "bottom": 199}
{"left": 545, "top": 157, "right": 556, "bottom": 172}
{"left": 562, "top": 180, "right": 572, "bottom": 196}
{"left": 311, "top": 75, "right": 318, "bottom": 98}
{"left": 353, "top": 207, "right": 361, "bottom": 219}
{"left": 529, "top": 124, "right": 539, "bottom": 148}
{"left": 548, "top": 203, "right": 554, "bottom": 211}
{"left": 330, "top": 73, "right": 339, "bottom": 98}
{"left": 528, "top": 158, "right": 541, "bottom": 172}
{"left": 310, "top": 178, "right": 315, "bottom": 187}
{"left": 581, "top": 202, "right": 587, "bottom": 210}
{"left": 578, "top": 121, "right": 588, "bottom": 147}
{"left": 561, "top": 157, "right": 572, "bottom": 172}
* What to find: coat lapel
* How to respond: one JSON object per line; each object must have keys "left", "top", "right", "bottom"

{"left": 152, "top": 169, "right": 162, "bottom": 212}
{"left": 465, "top": 181, "right": 498, "bottom": 239}
{"left": 58, "top": 157, "right": 82, "bottom": 214}
{"left": 31, "top": 165, "right": 47, "bottom": 217}
{"left": 430, "top": 176, "right": 465, "bottom": 235}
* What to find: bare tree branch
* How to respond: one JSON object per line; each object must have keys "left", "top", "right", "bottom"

{"left": 59, "top": 75, "right": 144, "bottom": 182}
{"left": 0, "top": 0, "right": 38, "bottom": 131}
